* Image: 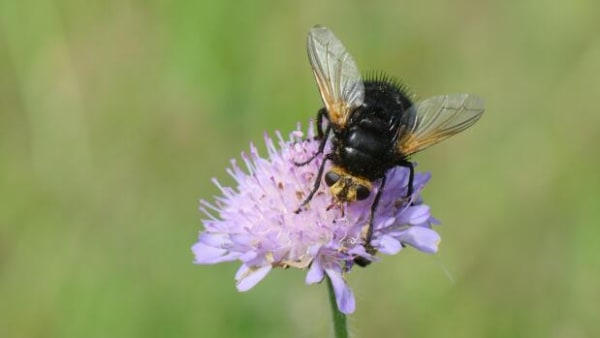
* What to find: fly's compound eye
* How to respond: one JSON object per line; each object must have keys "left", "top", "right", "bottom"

{"left": 356, "top": 185, "right": 370, "bottom": 200}
{"left": 324, "top": 172, "right": 340, "bottom": 187}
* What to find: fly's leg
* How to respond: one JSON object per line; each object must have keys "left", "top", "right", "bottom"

{"left": 294, "top": 108, "right": 329, "bottom": 166}
{"left": 365, "top": 174, "right": 386, "bottom": 244}
{"left": 294, "top": 153, "right": 333, "bottom": 213}
{"left": 354, "top": 175, "right": 387, "bottom": 267}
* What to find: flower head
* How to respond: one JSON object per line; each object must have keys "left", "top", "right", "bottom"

{"left": 192, "top": 124, "right": 440, "bottom": 314}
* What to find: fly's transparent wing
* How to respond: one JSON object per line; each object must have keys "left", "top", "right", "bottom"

{"left": 307, "top": 25, "right": 364, "bottom": 127}
{"left": 399, "top": 94, "right": 484, "bottom": 155}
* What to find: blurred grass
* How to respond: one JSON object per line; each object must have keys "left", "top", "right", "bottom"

{"left": 1, "top": 0, "right": 600, "bottom": 337}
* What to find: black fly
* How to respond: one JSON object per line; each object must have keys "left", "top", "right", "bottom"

{"left": 296, "top": 26, "right": 484, "bottom": 265}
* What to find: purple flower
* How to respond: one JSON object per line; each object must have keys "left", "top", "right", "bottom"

{"left": 192, "top": 124, "right": 440, "bottom": 314}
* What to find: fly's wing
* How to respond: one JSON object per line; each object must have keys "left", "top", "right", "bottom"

{"left": 398, "top": 94, "right": 484, "bottom": 155}
{"left": 307, "top": 25, "right": 364, "bottom": 128}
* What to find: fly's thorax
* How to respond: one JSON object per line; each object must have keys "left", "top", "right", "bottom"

{"left": 324, "top": 166, "right": 372, "bottom": 203}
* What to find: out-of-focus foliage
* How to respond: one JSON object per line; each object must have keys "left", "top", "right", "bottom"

{"left": 1, "top": 0, "right": 599, "bottom": 337}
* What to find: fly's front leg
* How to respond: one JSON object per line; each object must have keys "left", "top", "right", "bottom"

{"left": 365, "top": 174, "right": 386, "bottom": 244}
{"left": 354, "top": 175, "right": 387, "bottom": 267}
{"left": 294, "top": 153, "right": 333, "bottom": 213}
{"left": 294, "top": 108, "right": 329, "bottom": 166}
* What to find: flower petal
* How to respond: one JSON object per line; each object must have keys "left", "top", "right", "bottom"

{"left": 199, "top": 232, "right": 231, "bottom": 247}
{"left": 400, "top": 227, "right": 441, "bottom": 253}
{"left": 403, "top": 205, "right": 431, "bottom": 225}
{"left": 235, "top": 264, "right": 273, "bottom": 291}
{"left": 376, "top": 235, "right": 403, "bottom": 255}
{"left": 239, "top": 250, "right": 259, "bottom": 263}
{"left": 325, "top": 268, "right": 355, "bottom": 314}
{"left": 192, "top": 242, "right": 240, "bottom": 264}
{"left": 306, "top": 258, "right": 324, "bottom": 284}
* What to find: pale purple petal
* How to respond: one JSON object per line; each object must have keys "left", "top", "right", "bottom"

{"left": 238, "top": 251, "right": 259, "bottom": 263}
{"left": 235, "top": 264, "right": 273, "bottom": 292}
{"left": 376, "top": 235, "right": 403, "bottom": 255}
{"left": 403, "top": 205, "right": 431, "bottom": 225}
{"left": 325, "top": 268, "right": 355, "bottom": 314}
{"left": 400, "top": 227, "right": 441, "bottom": 253}
{"left": 199, "top": 232, "right": 231, "bottom": 247}
{"left": 192, "top": 242, "right": 240, "bottom": 264}
{"left": 306, "top": 259, "right": 325, "bottom": 284}
{"left": 234, "top": 263, "right": 249, "bottom": 280}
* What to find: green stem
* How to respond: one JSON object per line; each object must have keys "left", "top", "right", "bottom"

{"left": 326, "top": 276, "right": 348, "bottom": 338}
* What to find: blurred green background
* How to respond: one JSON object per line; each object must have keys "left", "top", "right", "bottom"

{"left": 1, "top": 0, "right": 599, "bottom": 337}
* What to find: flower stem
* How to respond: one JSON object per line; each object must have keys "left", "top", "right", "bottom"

{"left": 326, "top": 276, "right": 348, "bottom": 338}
